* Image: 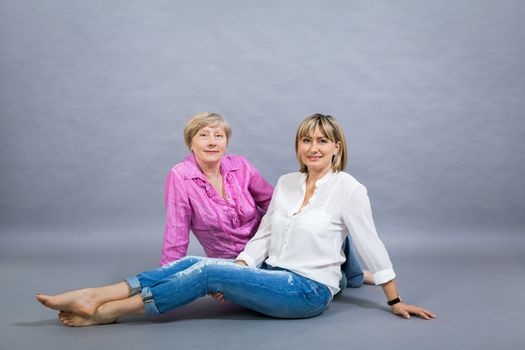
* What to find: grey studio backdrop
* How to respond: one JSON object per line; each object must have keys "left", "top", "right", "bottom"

{"left": 1, "top": 1, "right": 525, "bottom": 350}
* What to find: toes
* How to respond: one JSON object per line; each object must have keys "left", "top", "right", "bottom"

{"left": 58, "top": 311, "right": 73, "bottom": 325}
{"left": 60, "top": 316, "right": 74, "bottom": 326}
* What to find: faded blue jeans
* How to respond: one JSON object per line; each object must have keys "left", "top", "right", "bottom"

{"left": 340, "top": 236, "right": 365, "bottom": 289}
{"left": 126, "top": 256, "right": 332, "bottom": 319}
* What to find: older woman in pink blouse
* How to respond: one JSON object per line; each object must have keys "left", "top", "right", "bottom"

{"left": 160, "top": 112, "right": 274, "bottom": 266}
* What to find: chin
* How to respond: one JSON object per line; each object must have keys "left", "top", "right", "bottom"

{"left": 306, "top": 163, "right": 331, "bottom": 173}
{"left": 205, "top": 155, "right": 223, "bottom": 162}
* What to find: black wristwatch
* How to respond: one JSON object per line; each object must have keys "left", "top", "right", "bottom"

{"left": 387, "top": 296, "right": 402, "bottom": 306}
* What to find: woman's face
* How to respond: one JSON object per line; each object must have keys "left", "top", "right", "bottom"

{"left": 297, "top": 126, "right": 339, "bottom": 175}
{"left": 190, "top": 125, "right": 227, "bottom": 166}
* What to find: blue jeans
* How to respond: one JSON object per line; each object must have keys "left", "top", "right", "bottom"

{"left": 340, "top": 236, "right": 365, "bottom": 289}
{"left": 126, "top": 256, "right": 332, "bottom": 319}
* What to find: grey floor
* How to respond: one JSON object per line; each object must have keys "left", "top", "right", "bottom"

{"left": 1, "top": 225, "right": 524, "bottom": 350}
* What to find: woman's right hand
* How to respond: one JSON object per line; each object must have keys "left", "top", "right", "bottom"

{"left": 391, "top": 302, "right": 436, "bottom": 320}
{"left": 235, "top": 260, "right": 247, "bottom": 266}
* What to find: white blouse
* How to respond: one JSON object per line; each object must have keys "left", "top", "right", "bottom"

{"left": 236, "top": 170, "right": 396, "bottom": 296}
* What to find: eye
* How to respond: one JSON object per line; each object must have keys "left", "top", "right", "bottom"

{"left": 319, "top": 138, "right": 329, "bottom": 144}
{"left": 301, "top": 137, "right": 311, "bottom": 143}
{"left": 216, "top": 134, "right": 224, "bottom": 138}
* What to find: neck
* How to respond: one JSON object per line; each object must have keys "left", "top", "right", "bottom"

{"left": 195, "top": 158, "right": 221, "bottom": 179}
{"left": 306, "top": 167, "right": 331, "bottom": 184}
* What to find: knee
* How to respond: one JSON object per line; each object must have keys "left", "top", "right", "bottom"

{"left": 179, "top": 256, "right": 203, "bottom": 264}
{"left": 199, "top": 259, "right": 238, "bottom": 277}
{"left": 160, "top": 256, "right": 202, "bottom": 270}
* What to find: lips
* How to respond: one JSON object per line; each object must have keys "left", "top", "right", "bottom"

{"left": 307, "top": 156, "right": 322, "bottom": 161}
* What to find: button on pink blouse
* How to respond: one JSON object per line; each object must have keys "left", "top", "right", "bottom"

{"left": 160, "top": 153, "right": 274, "bottom": 265}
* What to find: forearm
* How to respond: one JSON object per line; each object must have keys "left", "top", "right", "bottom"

{"left": 380, "top": 279, "right": 399, "bottom": 302}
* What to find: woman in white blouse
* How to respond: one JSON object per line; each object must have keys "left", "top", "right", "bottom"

{"left": 36, "top": 114, "right": 435, "bottom": 326}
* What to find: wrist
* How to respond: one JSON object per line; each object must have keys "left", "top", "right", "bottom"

{"left": 387, "top": 296, "right": 402, "bottom": 306}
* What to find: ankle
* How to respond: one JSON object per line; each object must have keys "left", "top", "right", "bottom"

{"left": 96, "top": 303, "right": 117, "bottom": 322}
{"left": 82, "top": 288, "right": 101, "bottom": 302}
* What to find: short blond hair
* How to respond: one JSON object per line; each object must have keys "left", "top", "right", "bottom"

{"left": 295, "top": 114, "right": 348, "bottom": 173}
{"left": 183, "top": 112, "right": 232, "bottom": 150}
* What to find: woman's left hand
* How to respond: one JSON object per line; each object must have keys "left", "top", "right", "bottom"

{"left": 391, "top": 303, "right": 436, "bottom": 320}
{"left": 210, "top": 292, "right": 225, "bottom": 303}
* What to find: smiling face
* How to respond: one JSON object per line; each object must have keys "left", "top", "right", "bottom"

{"left": 297, "top": 126, "right": 340, "bottom": 176}
{"left": 190, "top": 125, "right": 228, "bottom": 167}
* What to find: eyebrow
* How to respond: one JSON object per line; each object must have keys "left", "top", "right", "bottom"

{"left": 302, "top": 135, "right": 328, "bottom": 139}
{"left": 200, "top": 128, "right": 224, "bottom": 133}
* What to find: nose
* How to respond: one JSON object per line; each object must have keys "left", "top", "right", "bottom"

{"left": 309, "top": 141, "right": 319, "bottom": 153}
{"left": 207, "top": 136, "right": 217, "bottom": 146}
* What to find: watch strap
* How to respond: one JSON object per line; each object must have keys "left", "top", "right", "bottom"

{"left": 387, "top": 297, "right": 402, "bottom": 306}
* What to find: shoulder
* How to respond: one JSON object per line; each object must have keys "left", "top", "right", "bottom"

{"left": 276, "top": 172, "right": 304, "bottom": 187}
{"left": 169, "top": 161, "right": 186, "bottom": 174}
{"left": 166, "top": 159, "right": 189, "bottom": 180}
{"left": 222, "top": 154, "right": 248, "bottom": 167}
{"left": 222, "top": 154, "right": 261, "bottom": 173}
{"left": 333, "top": 171, "right": 367, "bottom": 195}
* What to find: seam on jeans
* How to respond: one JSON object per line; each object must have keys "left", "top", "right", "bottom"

{"left": 218, "top": 278, "right": 304, "bottom": 295}
{"left": 302, "top": 302, "right": 328, "bottom": 318}
{"left": 301, "top": 287, "right": 331, "bottom": 318}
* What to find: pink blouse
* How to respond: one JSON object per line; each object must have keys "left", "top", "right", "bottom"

{"left": 160, "top": 153, "right": 274, "bottom": 265}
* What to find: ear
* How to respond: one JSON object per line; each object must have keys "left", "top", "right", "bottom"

{"left": 334, "top": 141, "right": 340, "bottom": 155}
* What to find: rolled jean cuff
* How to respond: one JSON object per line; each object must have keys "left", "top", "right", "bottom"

{"left": 141, "top": 287, "right": 160, "bottom": 317}
{"left": 125, "top": 277, "right": 142, "bottom": 296}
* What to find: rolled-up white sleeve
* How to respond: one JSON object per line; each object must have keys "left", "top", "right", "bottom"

{"left": 343, "top": 185, "right": 396, "bottom": 285}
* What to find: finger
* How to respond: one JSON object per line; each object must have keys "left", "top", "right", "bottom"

{"left": 394, "top": 308, "right": 411, "bottom": 319}
{"left": 410, "top": 306, "right": 436, "bottom": 320}
{"left": 422, "top": 309, "right": 437, "bottom": 318}
{"left": 416, "top": 310, "right": 431, "bottom": 320}
{"left": 417, "top": 308, "right": 432, "bottom": 320}
{"left": 406, "top": 306, "right": 426, "bottom": 319}
{"left": 423, "top": 309, "right": 437, "bottom": 319}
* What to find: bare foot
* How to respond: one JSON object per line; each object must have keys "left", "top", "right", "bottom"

{"left": 363, "top": 270, "right": 375, "bottom": 285}
{"left": 36, "top": 289, "right": 100, "bottom": 317}
{"left": 58, "top": 309, "right": 117, "bottom": 327}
